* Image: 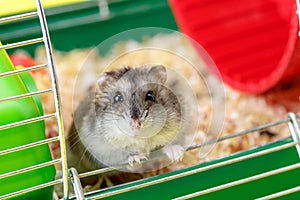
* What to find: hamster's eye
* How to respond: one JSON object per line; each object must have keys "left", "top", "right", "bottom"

{"left": 113, "top": 92, "right": 123, "bottom": 103}
{"left": 145, "top": 91, "right": 155, "bottom": 102}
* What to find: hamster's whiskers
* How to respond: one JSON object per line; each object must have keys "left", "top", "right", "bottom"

{"left": 140, "top": 109, "right": 149, "bottom": 121}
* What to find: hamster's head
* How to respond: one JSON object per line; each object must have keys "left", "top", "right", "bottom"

{"left": 95, "top": 65, "right": 181, "bottom": 139}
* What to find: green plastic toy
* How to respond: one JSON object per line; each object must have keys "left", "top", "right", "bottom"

{"left": 0, "top": 43, "right": 55, "bottom": 199}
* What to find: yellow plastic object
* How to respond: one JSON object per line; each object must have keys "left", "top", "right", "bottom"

{"left": 0, "top": 45, "right": 55, "bottom": 199}
{"left": 0, "top": 0, "right": 86, "bottom": 17}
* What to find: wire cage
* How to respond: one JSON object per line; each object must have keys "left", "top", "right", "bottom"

{"left": 0, "top": 0, "right": 69, "bottom": 199}
{"left": 64, "top": 113, "right": 300, "bottom": 199}
{"left": 1, "top": 0, "right": 300, "bottom": 200}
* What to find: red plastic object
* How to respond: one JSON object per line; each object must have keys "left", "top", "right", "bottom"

{"left": 9, "top": 54, "right": 38, "bottom": 68}
{"left": 169, "top": 0, "right": 300, "bottom": 93}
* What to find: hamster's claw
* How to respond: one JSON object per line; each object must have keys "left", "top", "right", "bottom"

{"left": 128, "top": 154, "right": 148, "bottom": 166}
{"left": 162, "top": 145, "right": 185, "bottom": 162}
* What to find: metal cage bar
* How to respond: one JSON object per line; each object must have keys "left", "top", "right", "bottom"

{"left": 35, "top": 0, "right": 69, "bottom": 198}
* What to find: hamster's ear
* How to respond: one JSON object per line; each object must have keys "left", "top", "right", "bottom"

{"left": 148, "top": 65, "right": 167, "bottom": 84}
{"left": 97, "top": 73, "right": 114, "bottom": 89}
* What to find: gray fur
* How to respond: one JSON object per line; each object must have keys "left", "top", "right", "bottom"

{"left": 66, "top": 65, "right": 194, "bottom": 173}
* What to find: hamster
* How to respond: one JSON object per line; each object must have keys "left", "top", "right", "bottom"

{"left": 66, "top": 65, "right": 195, "bottom": 173}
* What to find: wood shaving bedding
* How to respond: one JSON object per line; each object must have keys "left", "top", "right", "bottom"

{"left": 31, "top": 33, "right": 298, "bottom": 193}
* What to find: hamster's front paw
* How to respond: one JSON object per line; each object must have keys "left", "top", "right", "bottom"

{"left": 162, "top": 145, "right": 185, "bottom": 162}
{"left": 127, "top": 154, "right": 148, "bottom": 166}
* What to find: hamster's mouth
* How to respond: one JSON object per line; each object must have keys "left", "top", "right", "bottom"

{"left": 128, "top": 109, "right": 149, "bottom": 130}
{"left": 112, "top": 104, "right": 168, "bottom": 138}
{"left": 125, "top": 124, "right": 162, "bottom": 138}
{"left": 129, "top": 118, "right": 142, "bottom": 129}
{"left": 115, "top": 118, "right": 166, "bottom": 138}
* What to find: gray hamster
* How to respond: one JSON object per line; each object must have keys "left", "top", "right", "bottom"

{"left": 67, "top": 65, "right": 195, "bottom": 173}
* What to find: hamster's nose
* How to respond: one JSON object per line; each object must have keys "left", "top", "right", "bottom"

{"left": 130, "top": 105, "right": 140, "bottom": 120}
{"left": 130, "top": 118, "right": 141, "bottom": 129}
